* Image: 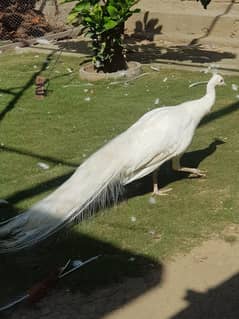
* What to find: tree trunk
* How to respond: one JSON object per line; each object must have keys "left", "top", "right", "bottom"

{"left": 101, "top": 23, "right": 128, "bottom": 73}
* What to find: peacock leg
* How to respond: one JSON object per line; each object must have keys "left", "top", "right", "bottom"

{"left": 172, "top": 156, "right": 206, "bottom": 177}
{"left": 152, "top": 170, "right": 172, "bottom": 196}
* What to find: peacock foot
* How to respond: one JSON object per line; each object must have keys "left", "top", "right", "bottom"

{"left": 187, "top": 168, "right": 207, "bottom": 178}
{"left": 153, "top": 187, "right": 173, "bottom": 196}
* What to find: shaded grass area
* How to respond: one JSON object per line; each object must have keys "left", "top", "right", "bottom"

{"left": 0, "top": 52, "right": 239, "bottom": 306}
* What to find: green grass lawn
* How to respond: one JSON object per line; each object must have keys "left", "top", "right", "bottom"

{"left": 0, "top": 52, "right": 239, "bottom": 302}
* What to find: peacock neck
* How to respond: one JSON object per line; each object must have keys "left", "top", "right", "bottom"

{"left": 197, "top": 81, "right": 216, "bottom": 116}
{"left": 204, "top": 82, "right": 216, "bottom": 113}
{"left": 188, "top": 82, "right": 216, "bottom": 126}
{"left": 206, "top": 81, "right": 216, "bottom": 98}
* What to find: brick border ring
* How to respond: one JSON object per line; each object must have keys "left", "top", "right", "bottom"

{"left": 79, "top": 61, "right": 142, "bottom": 81}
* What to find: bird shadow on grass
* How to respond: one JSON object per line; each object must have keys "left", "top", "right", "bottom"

{"left": 125, "top": 138, "right": 225, "bottom": 198}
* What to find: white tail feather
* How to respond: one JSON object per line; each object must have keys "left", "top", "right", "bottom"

{"left": 0, "top": 136, "right": 126, "bottom": 253}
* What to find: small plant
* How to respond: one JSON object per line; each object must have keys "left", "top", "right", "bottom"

{"left": 62, "top": 0, "right": 140, "bottom": 73}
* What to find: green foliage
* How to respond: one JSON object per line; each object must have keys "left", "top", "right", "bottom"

{"left": 61, "top": 0, "right": 140, "bottom": 72}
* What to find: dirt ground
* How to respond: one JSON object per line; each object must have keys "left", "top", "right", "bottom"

{"left": 3, "top": 225, "right": 239, "bottom": 319}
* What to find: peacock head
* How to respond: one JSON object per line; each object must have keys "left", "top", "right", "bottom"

{"left": 210, "top": 74, "right": 225, "bottom": 87}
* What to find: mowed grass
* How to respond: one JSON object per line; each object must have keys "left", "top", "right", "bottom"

{"left": 0, "top": 52, "right": 239, "bottom": 300}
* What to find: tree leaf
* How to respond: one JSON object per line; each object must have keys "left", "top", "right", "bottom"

{"left": 107, "top": 5, "right": 119, "bottom": 18}
{"left": 67, "top": 12, "right": 80, "bottom": 24}
{"left": 72, "top": 2, "right": 91, "bottom": 13}
{"left": 103, "top": 19, "right": 118, "bottom": 30}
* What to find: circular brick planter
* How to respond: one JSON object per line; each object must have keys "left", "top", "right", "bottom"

{"left": 79, "top": 61, "right": 142, "bottom": 81}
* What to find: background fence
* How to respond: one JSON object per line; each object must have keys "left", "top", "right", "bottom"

{"left": 0, "top": 0, "right": 73, "bottom": 42}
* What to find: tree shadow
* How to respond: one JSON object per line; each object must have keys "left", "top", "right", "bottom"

{"left": 126, "top": 11, "right": 162, "bottom": 42}
{"left": 126, "top": 41, "right": 236, "bottom": 65}
{"left": 170, "top": 272, "right": 239, "bottom": 319}
{"left": 0, "top": 51, "right": 59, "bottom": 123}
{"left": 124, "top": 9, "right": 236, "bottom": 66}
{"left": 0, "top": 144, "right": 79, "bottom": 168}
{"left": 190, "top": 0, "right": 236, "bottom": 46}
